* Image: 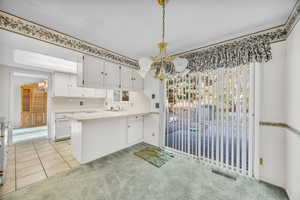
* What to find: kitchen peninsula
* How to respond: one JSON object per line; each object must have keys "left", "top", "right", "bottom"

{"left": 65, "top": 110, "right": 159, "bottom": 164}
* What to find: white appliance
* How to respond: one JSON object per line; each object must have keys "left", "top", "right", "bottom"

{"left": 55, "top": 113, "right": 71, "bottom": 141}
{"left": 0, "top": 117, "right": 8, "bottom": 185}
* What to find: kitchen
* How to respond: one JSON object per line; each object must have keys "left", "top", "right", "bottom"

{"left": 51, "top": 55, "right": 161, "bottom": 164}
{"left": 0, "top": 29, "right": 161, "bottom": 193}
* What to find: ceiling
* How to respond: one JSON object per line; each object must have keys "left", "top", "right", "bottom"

{"left": 0, "top": 0, "right": 297, "bottom": 59}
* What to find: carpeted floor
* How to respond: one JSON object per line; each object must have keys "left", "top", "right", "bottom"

{"left": 3, "top": 143, "right": 288, "bottom": 200}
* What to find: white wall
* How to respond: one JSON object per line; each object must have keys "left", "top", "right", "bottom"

{"left": 144, "top": 73, "right": 161, "bottom": 113}
{"left": 51, "top": 98, "right": 105, "bottom": 111}
{"left": 0, "top": 65, "right": 50, "bottom": 121}
{"left": 259, "top": 41, "right": 287, "bottom": 188}
{"left": 285, "top": 20, "right": 300, "bottom": 200}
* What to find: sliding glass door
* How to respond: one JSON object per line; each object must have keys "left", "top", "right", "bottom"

{"left": 164, "top": 65, "right": 254, "bottom": 177}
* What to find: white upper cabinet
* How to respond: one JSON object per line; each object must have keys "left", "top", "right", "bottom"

{"left": 131, "top": 70, "right": 144, "bottom": 91}
{"left": 82, "top": 55, "right": 143, "bottom": 91}
{"left": 120, "top": 66, "right": 133, "bottom": 90}
{"left": 83, "top": 55, "right": 105, "bottom": 88}
{"left": 104, "top": 62, "right": 120, "bottom": 89}
{"left": 52, "top": 72, "right": 106, "bottom": 98}
{"left": 53, "top": 72, "right": 73, "bottom": 97}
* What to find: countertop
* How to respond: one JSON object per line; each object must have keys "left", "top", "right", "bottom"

{"left": 64, "top": 110, "right": 160, "bottom": 121}
{"left": 52, "top": 108, "right": 103, "bottom": 113}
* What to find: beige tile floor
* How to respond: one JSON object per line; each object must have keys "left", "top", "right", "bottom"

{"left": 0, "top": 139, "right": 80, "bottom": 197}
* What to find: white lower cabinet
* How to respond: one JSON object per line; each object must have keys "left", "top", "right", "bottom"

{"left": 143, "top": 114, "right": 160, "bottom": 147}
{"left": 127, "top": 116, "right": 143, "bottom": 145}
{"left": 55, "top": 119, "right": 71, "bottom": 141}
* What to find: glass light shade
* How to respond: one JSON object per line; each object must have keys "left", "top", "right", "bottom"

{"left": 173, "top": 57, "right": 188, "bottom": 72}
{"left": 138, "top": 57, "right": 153, "bottom": 71}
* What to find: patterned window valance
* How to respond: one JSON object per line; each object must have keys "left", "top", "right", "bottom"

{"left": 181, "top": 29, "right": 287, "bottom": 72}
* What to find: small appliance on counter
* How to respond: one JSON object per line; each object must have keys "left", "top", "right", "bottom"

{"left": 105, "top": 104, "right": 123, "bottom": 112}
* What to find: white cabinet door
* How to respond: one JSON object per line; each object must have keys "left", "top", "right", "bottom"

{"left": 104, "top": 62, "right": 120, "bottom": 89}
{"left": 131, "top": 71, "right": 144, "bottom": 91}
{"left": 120, "top": 66, "right": 132, "bottom": 90}
{"left": 53, "top": 73, "right": 71, "bottom": 97}
{"left": 55, "top": 119, "right": 71, "bottom": 140}
{"left": 127, "top": 118, "right": 143, "bottom": 145}
{"left": 69, "top": 74, "right": 78, "bottom": 88}
{"left": 143, "top": 114, "right": 160, "bottom": 146}
{"left": 83, "top": 55, "right": 104, "bottom": 88}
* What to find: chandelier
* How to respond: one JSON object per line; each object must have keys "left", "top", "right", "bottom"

{"left": 138, "top": 0, "right": 189, "bottom": 80}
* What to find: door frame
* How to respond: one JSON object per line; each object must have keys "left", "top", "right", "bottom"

{"left": 8, "top": 69, "right": 51, "bottom": 144}
{"left": 159, "top": 63, "right": 262, "bottom": 178}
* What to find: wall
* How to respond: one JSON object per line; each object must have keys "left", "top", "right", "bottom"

{"left": 0, "top": 65, "right": 50, "bottom": 122}
{"left": 0, "top": 66, "right": 10, "bottom": 120}
{"left": 51, "top": 98, "right": 105, "bottom": 111}
{"left": 285, "top": 20, "right": 300, "bottom": 200}
{"left": 259, "top": 42, "right": 287, "bottom": 188}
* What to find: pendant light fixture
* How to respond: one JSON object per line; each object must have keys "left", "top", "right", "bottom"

{"left": 138, "top": 0, "right": 189, "bottom": 80}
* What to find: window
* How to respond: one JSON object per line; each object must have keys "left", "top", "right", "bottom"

{"left": 113, "top": 90, "right": 130, "bottom": 102}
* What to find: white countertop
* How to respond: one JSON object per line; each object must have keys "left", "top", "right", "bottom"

{"left": 64, "top": 110, "right": 160, "bottom": 121}
{"left": 52, "top": 108, "right": 103, "bottom": 113}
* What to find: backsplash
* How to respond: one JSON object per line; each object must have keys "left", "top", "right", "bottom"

{"left": 104, "top": 91, "right": 150, "bottom": 113}
{"left": 51, "top": 98, "right": 105, "bottom": 111}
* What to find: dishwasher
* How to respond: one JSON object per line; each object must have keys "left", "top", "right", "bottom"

{"left": 55, "top": 113, "right": 71, "bottom": 141}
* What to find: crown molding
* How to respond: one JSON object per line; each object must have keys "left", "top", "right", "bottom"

{"left": 0, "top": 10, "right": 139, "bottom": 69}
{"left": 285, "top": 0, "right": 300, "bottom": 36}
{"left": 173, "top": 0, "right": 300, "bottom": 57}
{"left": 172, "top": 25, "right": 287, "bottom": 57}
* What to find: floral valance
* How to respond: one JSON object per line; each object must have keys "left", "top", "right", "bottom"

{"left": 181, "top": 29, "right": 287, "bottom": 72}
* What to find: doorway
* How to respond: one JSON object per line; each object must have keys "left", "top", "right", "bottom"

{"left": 10, "top": 72, "right": 49, "bottom": 144}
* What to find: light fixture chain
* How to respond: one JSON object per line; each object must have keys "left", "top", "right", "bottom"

{"left": 162, "top": 2, "right": 165, "bottom": 43}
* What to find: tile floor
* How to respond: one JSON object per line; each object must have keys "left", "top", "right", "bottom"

{"left": 12, "top": 126, "right": 48, "bottom": 144}
{"left": 0, "top": 139, "right": 80, "bottom": 197}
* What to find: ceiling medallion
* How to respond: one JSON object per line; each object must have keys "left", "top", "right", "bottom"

{"left": 138, "top": 0, "right": 190, "bottom": 80}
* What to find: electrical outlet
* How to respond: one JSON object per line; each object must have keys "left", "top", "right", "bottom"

{"left": 152, "top": 133, "right": 155, "bottom": 137}
{"left": 259, "top": 158, "right": 264, "bottom": 165}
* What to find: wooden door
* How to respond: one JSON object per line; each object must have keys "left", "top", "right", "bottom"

{"left": 21, "top": 82, "right": 48, "bottom": 128}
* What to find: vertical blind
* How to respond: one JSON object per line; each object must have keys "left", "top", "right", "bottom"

{"left": 164, "top": 65, "right": 254, "bottom": 176}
